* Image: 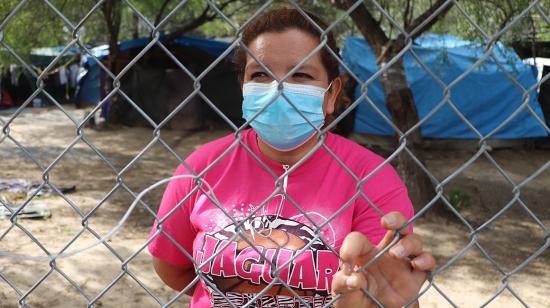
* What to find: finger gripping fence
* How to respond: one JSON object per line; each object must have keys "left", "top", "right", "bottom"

{"left": 0, "top": 0, "right": 549, "bottom": 307}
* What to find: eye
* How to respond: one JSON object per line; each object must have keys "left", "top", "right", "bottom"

{"left": 250, "top": 71, "right": 270, "bottom": 80}
{"left": 293, "top": 72, "right": 313, "bottom": 80}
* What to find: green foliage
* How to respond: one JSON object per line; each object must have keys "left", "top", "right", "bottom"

{"left": 1, "top": 0, "right": 550, "bottom": 68}
{"left": 431, "top": 0, "right": 550, "bottom": 43}
{"left": 1, "top": 1, "right": 64, "bottom": 65}
{"left": 447, "top": 188, "right": 471, "bottom": 212}
{"left": 0, "top": 0, "right": 110, "bottom": 65}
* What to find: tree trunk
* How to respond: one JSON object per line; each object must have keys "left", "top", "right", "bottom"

{"left": 334, "top": 0, "right": 454, "bottom": 215}
{"left": 133, "top": 13, "right": 139, "bottom": 39}
{"left": 379, "top": 56, "right": 437, "bottom": 214}
{"left": 101, "top": 0, "right": 122, "bottom": 126}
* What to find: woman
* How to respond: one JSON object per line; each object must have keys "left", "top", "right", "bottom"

{"left": 149, "top": 7, "right": 435, "bottom": 308}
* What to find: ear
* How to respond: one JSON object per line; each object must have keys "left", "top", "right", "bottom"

{"left": 323, "top": 77, "right": 343, "bottom": 116}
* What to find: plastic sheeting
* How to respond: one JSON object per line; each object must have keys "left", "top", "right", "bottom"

{"left": 84, "top": 35, "right": 230, "bottom": 66}
{"left": 78, "top": 36, "right": 230, "bottom": 106}
{"left": 29, "top": 46, "right": 80, "bottom": 67}
{"left": 342, "top": 34, "right": 548, "bottom": 139}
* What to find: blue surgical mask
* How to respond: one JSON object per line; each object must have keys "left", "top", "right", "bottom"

{"left": 242, "top": 80, "right": 330, "bottom": 151}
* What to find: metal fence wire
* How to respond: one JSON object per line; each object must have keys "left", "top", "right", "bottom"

{"left": 0, "top": 0, "right": 549, "bottom": 307}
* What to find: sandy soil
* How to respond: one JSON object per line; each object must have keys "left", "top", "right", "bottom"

{"left": 0, "top": 107, "right": 548, "bottom": 307}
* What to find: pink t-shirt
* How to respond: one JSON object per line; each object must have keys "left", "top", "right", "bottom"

{"left": 148, "top": 129, "right": 413, "bottom": 307}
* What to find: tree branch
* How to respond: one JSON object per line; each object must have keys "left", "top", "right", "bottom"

{"left": 154, "top": 0, "right": 172, "bottom": 26}
{"left": 404, "top": 0, "right": 454, "bottom": 39}
{"left": 221, "top": 0, "right": 260, "bottom": 20}
{"left": 333, "top": 0, "right": 389, "bottom": 55}
{"left": 164, "top": 4, "right": 211, "bottom": 43}
{"left": 204, "top": 0, "right": 236, "bottom": 21}
{"left": 403, "top": 0, "right": 411, "bottom": 28}
{"left": 163, "top": 0, "right": 237, "bottom": 44}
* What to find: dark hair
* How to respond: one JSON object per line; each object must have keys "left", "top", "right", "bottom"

{"left": 234, "top": 7, "right": 340, "bottom": 84}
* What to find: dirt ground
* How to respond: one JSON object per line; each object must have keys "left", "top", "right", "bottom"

{"left": 0, "top": 107, "right": 548, "bottom": 307}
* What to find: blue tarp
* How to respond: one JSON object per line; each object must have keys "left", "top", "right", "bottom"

{"left": 342, "top": 34, "right": 548, "bottom": 139}
{"left": 76, "top": 62, "right": 100, "bottom": 105}
{"left": 84, "top": 35, "right": 230, "bottom": 66}
{"left": 78, "top": 36, "right": 230, "bottom": 105}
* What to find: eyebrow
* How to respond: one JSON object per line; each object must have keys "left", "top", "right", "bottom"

{"left": 245, "top": 61, "right": 320, "bottom": 73}
{"left": 290, "top": 63, "right": 320, "bottom": 73}
{"left": 246, "top": 61, "right": 264, "bottom": 70}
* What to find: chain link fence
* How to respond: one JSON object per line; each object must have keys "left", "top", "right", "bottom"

{"left": 0, "top": 0, "right": 549, "bottom": 307}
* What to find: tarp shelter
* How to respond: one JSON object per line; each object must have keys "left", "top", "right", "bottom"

{"left": 29, "top": 46, "right": 81, "bottom": 104}
{"left": 524, "top": 57, "right": 550, "bottom": 129}
{"left": 77, "top": 36, "right": 242, "bottom": 131}
{"left": 0, "top": 62, "right": 34, "bottom": 108}
{"left": 30, "top": 47, "right": 80, "bottom": 68}
{"left": 342, "top": 34, "right": 548, "bottom": 139}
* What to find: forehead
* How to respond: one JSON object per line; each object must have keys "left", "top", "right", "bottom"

{"left": 245, "top": 29, "right": 324, "bottom": 70}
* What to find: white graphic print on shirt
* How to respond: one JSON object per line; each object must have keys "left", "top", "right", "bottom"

{"left": 194, "top": 214, "right": 339, "bottom": 307}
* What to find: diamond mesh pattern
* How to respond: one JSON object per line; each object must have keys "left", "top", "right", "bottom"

{"left": 1, "top": 0, "right": 549, "bottom": 307}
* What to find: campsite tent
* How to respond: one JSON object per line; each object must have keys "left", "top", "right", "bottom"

{"left": 76, "top": 36, "right": 242, "bottom": 130}
{"left": 342, "top": 34, "right": 548, "bottom": 139}
{"left": 77, "top": 36, "right": 230, "bottom": 105}
{"left": 0, "top": 47, "right": 76, "bottom": 108}
{"left": 524, "top": 57, "right": 550, "bottom": 129}
{"left": 30, "top": 47, "right": 80, "bottom": 67}
{"left": 0, "top": 66, "right": 34, "bottom": 108}
{"left": 29, "top": 46, "right": 81, "bottom": 104}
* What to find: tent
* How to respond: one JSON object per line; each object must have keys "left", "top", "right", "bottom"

{"left": 0, "top": 66, "right": 34, "bottom": 108}
{"left": 524, "top": 57, "right": 550, "bottom": 129}
{"left": 30, "top": 47, "right": 80, "bottom": 68}
{"left": 342, "top": 33, "right": 548, "bottom": 139}
{"left": 0, "top": 47, "right": 71, "bottom": 108}
{"left": 28, "top": 46, "right": 81, "bottom": 104}
{"left": 76, "top": 36, "right": 242, "bottom": 130}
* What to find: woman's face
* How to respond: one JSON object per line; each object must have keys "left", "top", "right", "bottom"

{"left": 243, "top": 29, "right": 341, "bottom": 116}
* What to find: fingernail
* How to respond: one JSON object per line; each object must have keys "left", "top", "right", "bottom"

{"left": 412, "top": 258, "right": 425, "bottom": 268}
{"left": 390, "top": 245, "right": 405, "bottom": 257}
{"left": 346, "top": 275, "right": 359, "bottom": 288}
{"left": 342, "top": 263, "right": 352, "bottom": 274}
{"left": 383, "top": 216, "right": 396, "bottom": 227}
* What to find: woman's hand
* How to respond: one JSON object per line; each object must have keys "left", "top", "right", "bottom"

{"left": 331, "top": 212, "right": 435, "bottom": 308}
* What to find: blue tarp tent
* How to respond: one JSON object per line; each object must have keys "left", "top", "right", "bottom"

{"left": 342, "top": 34, "right": 548, "bottom": 139}
{"left": 28, "top": 46, "right": 82, "bottom": 104}
{"left": 76, "top": 36, "right": 230, "bottom": 106}
{"left": 30, "top": 46, "right": 80, "bottom": 67}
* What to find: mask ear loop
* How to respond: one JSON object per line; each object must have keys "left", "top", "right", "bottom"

{"left": 324, "top": 80, "right": 334, "bottom": 94}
